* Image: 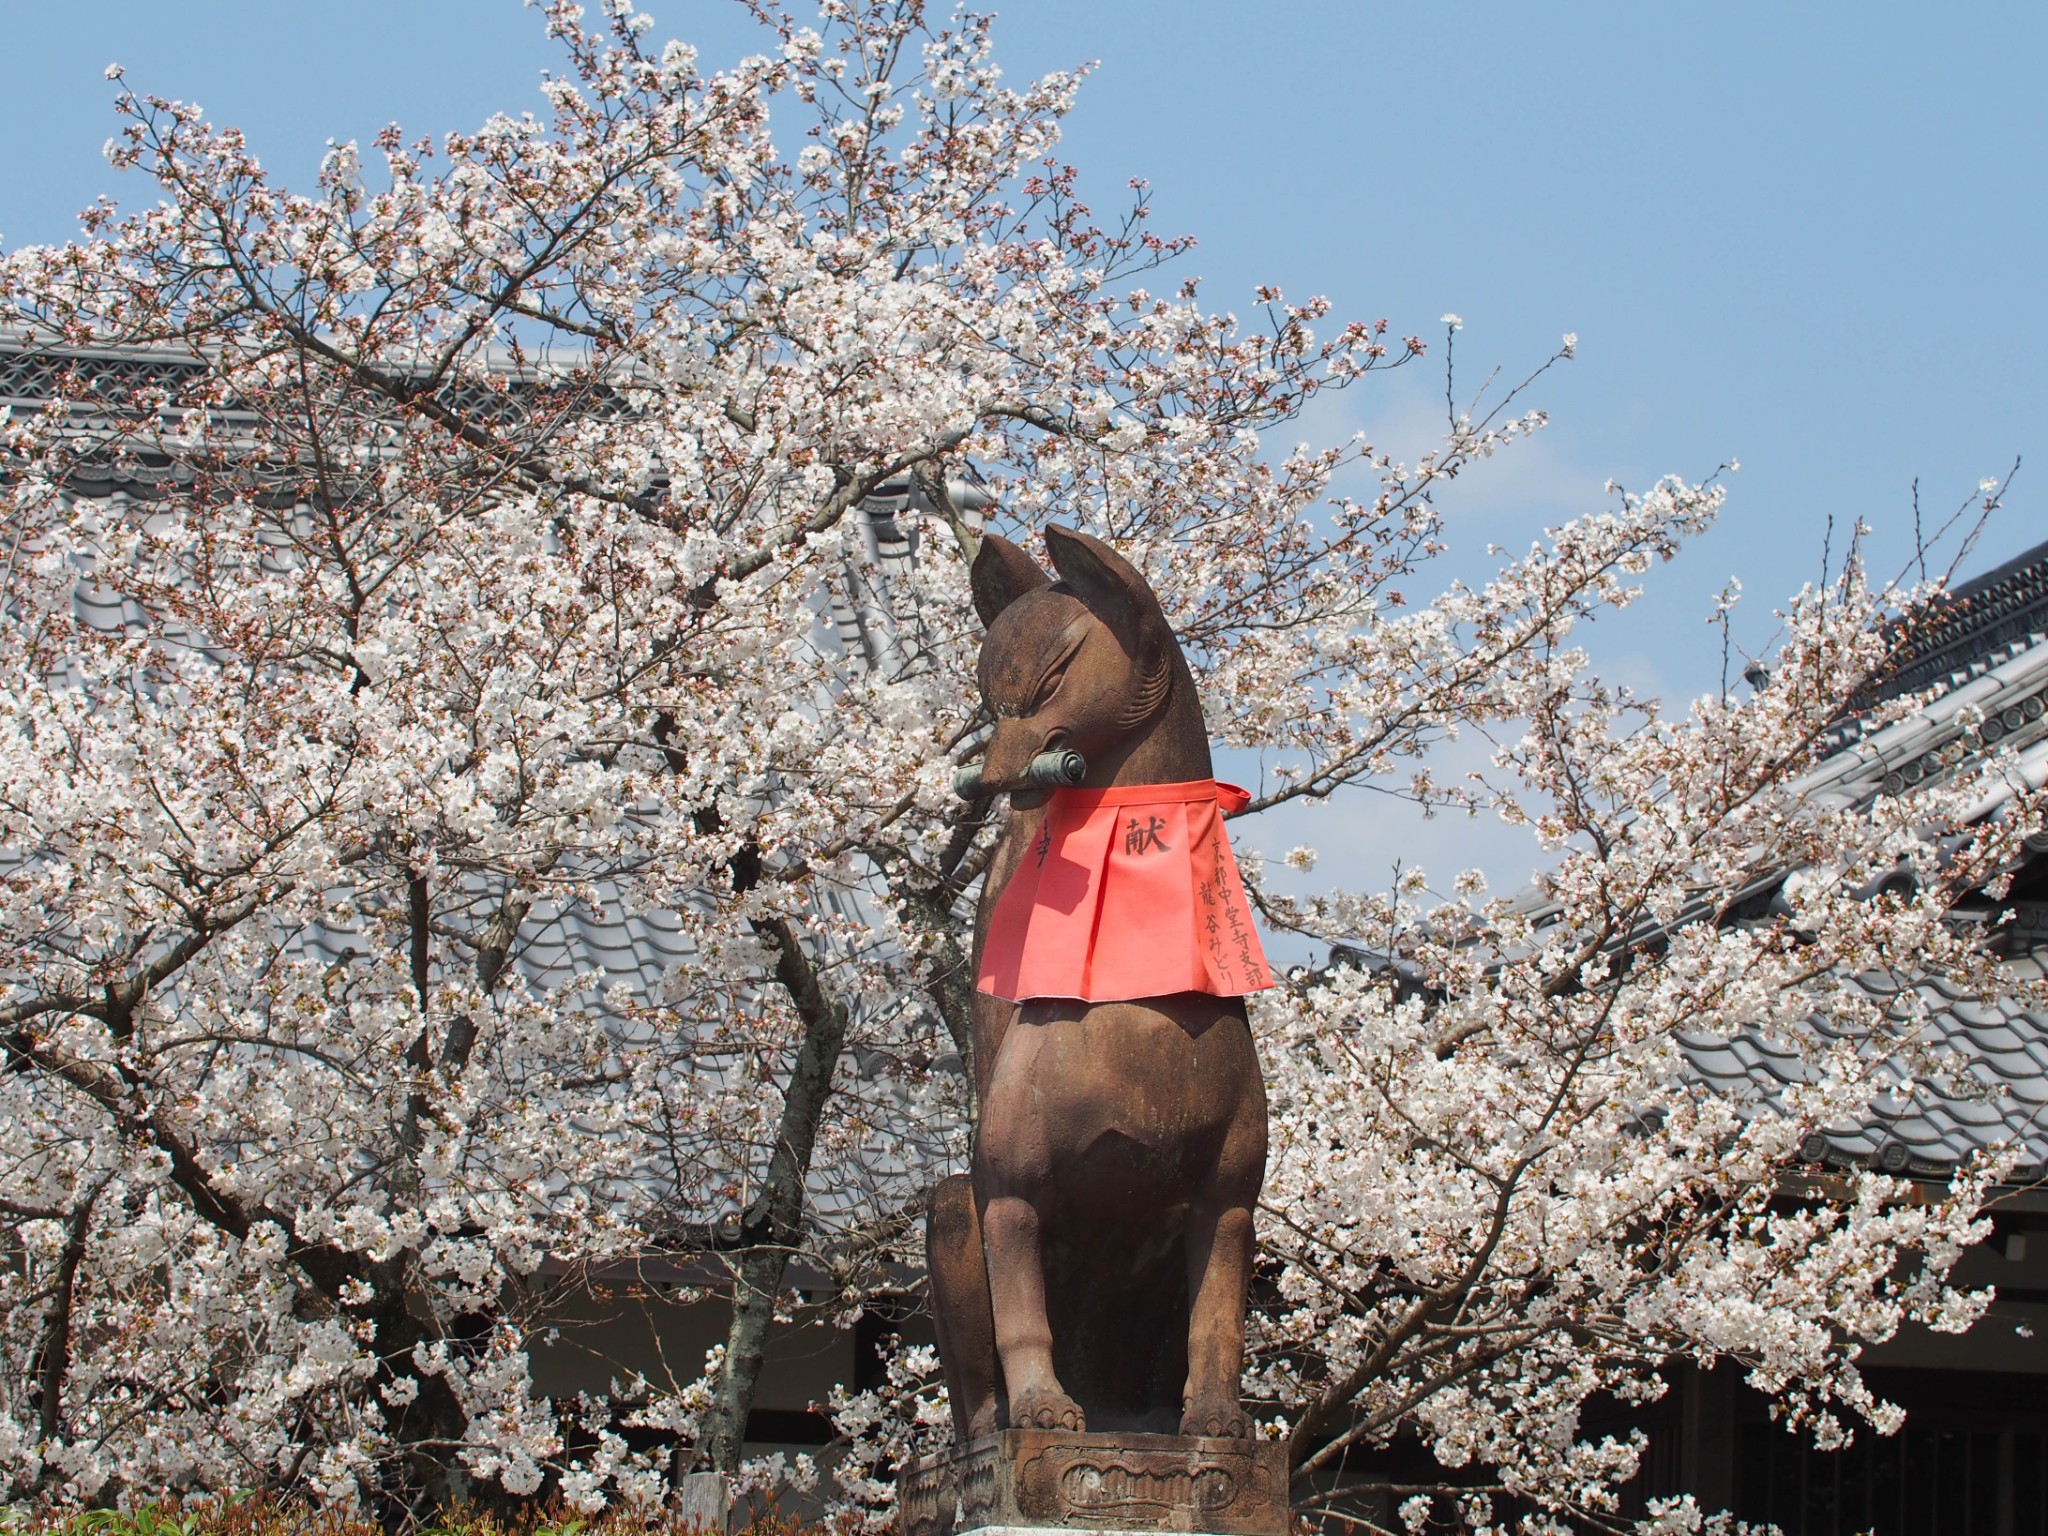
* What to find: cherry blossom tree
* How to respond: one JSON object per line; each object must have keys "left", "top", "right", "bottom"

{"left": 0, "top": 1, "right": 2031, "bottom": 1530}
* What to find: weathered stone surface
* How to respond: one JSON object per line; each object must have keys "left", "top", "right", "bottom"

{"left": 899, "top": 1430, "right": 1289, "bottom": 1536}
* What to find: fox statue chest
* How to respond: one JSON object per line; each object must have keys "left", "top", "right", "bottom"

{"left": 981, "top": 993, "right": 1265, "bottom": 1176}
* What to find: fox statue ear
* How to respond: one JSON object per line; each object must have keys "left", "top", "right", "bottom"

{"left": 1042, "top": 525, "right": 1168, "bottom": 654}
{"left": 1042, "top": 525, "right": 1175, "bottom": 726}
{"left": 970, "top": 534, "right": 1052, "bottom": 627}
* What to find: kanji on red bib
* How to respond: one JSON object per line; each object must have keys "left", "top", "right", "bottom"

{"left": 977, "top": 778, "right": 1275, "bottom": 1003}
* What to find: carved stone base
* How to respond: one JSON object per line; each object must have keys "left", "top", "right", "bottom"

{"left": 899, "top": 1430, "right": 1290, "bottom": 1536}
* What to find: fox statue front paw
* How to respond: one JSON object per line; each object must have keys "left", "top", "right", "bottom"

{"left": 1009, "top": 1387, "right": 1087, "bottom": 1432}
{"left": 1180, "top": 1401, "right": 1248, "bottom": 1439}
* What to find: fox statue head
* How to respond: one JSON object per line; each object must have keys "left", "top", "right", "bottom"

{"left": 964, "top": 525, "right": 1211, "bottom": 796}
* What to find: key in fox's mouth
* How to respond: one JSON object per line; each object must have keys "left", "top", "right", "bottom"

{"left": 953, "top": 747, "right": 1088, "bottom": 800}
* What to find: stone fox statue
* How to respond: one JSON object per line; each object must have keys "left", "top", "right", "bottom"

{"left": 928, "top": 525, "right": 1274, "bottom": 1442}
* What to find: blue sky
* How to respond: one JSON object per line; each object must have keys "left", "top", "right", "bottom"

{"left": 4, "top": 1, "right": 2044, "bottom": 902}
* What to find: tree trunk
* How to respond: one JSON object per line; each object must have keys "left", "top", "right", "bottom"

{"left": 31, "top": 1175, "right": 108, "bottom": 1457}
{"left": 698, "top": 914, "right": 847, "bottom": 1474}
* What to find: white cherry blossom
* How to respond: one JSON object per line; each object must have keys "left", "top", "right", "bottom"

{"left": 0, "top": 3, "right": 2029, "bottom": 1530}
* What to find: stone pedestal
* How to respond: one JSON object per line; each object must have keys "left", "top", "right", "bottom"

{"left": 899, "top": 1430, "right": 1290, "bottom": 1536}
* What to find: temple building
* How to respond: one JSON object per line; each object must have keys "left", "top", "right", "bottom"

{"left": 12, "top": 331, "right": 2048, "bottom": 1532}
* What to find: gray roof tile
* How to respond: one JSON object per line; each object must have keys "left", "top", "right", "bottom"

{"left": 1947, "top": 996, "right": 2006, "bottom": 1028}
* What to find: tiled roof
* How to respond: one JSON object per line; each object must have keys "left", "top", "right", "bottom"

{"left": 11, "top": 337, "right": 983, "bottom": 1231}
{"left": 1350, "top": 543, "right": 2048, "bottom": 1181}
{"left": 1679, "top": 957, "right": 2048, "bottom": 1180}
{"left": 0, "top": 332, "right": 600, "bottom": 439}
{"left": 1675, "top": 546, "right": 2048, "bottom": 1178}
{"left": 1869, "top": 536, "right": 2048, "bottom": 704}
{"left": 24, "top": 338, "right": 2048, "bottom": 1191}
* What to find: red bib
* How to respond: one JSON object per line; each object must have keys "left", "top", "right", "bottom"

{"left": 977, "top": 779, "right": 1275, "bottom": 1004}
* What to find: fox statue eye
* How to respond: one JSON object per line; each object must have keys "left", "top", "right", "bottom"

{"left": 990, "top": 657, "right": 1067, "bottom": 720}
{"left": 1032, "top": 653, "right": 1075, "bottom": 707}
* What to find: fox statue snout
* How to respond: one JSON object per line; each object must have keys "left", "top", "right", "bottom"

{"left": 927, "top": 524, "right": 1271, "bottom": 1444}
